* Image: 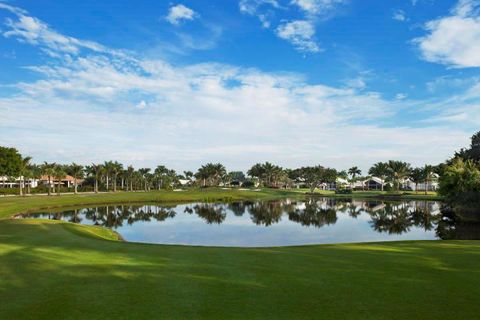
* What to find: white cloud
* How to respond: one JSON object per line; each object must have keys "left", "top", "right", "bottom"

{"left": 239, "top": 0, "right": 279, "bottom": 15}
{"left": 0, "top": 3, "right": 475, "bottom": 172}
{"left": 414, "top": 0, "right": 480, "bottom": 68}
{"left": 239, "top": 0, "right": 345, "bottom": 53}
{"left": 395, "top": 93, "right": 407, "bottom": 100}
{"left": 392, "top": 10, "right": 407, "bottom": 22}
{"left": 276, "top": 20, "right": 320, "bottom": 52}
{"left": 239, "top": 0, "right": 279, "bottom": 28}
{"left": 344, "top": 77, "right": 366, "bottom": 90}
{"left": 136, "top": 100, "right": 147, "bottom": 109}
{"left": 291, "top": 0, "right": 347, "bottom": 15}
{"left": 165, "top": 4, "right": 196, "bottom": 25}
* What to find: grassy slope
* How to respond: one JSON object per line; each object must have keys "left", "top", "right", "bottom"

{"left": 1, "top": 189, "right": 478, "bottom": 320}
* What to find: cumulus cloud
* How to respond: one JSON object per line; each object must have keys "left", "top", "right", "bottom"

{"left": 0, "top": 3, "right": 474, "bottom": 171}
{"left": 291, "top": 0, "right": 347, "bottom": 16}
{"left": 276, "top": 20, "right": 320, "bottom": 52}
{"left": 239, "top": 0, "right": 345, "bottom": 53}
{"left": 414, "top": 0, "right": 480, "bottom": 68}
{"left": 392, "top": 10, "right": 407, "bottom": 21}
{"left": 165, "top": 4, "right": 196, "bottom": 25}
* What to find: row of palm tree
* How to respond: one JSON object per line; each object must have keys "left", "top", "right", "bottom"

{"left": 7, "top": 154, "right": 440, "bottom": 196}
{"left": 368, "top": 161, "right": 436, "bottom": 193}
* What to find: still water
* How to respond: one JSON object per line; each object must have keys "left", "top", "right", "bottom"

{"left": 21, "top": 198, "right": 465, "bottom": 247}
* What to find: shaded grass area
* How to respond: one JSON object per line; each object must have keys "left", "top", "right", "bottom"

{"left": 1, "top": 220, "right": 479, "bottom": 319}
{"left": 1, "top": 188, "right": 476, "bottom": 319}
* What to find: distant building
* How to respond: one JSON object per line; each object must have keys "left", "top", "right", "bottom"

{"left": 39, "top": 175, "right": 84, "bottom": 188}
{"left": 0, "top": 176, "right": 39, "bottom": 188}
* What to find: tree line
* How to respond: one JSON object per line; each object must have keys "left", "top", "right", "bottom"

{"left": 0, "top": 130, "right": 479, "bottom": 197}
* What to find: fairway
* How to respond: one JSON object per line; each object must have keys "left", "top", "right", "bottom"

{"left": 1, "top": 191, "right": 479, "bottom": 319}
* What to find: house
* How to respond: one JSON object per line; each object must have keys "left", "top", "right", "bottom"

{"left": 39, "top": 175, "right": 84, "bottom": 188}
{"left": 403, "top": 177, "right": 439, "bottom": 191}
{"left": 365, "top": 177, "right": 385, "bottom": 190}
{"left": 0, "top": 176, "right": 39, "bottom": 188}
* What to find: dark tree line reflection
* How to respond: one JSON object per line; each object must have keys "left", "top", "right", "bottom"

{"left": 22, "top": 198, "right": 480, "bottom": 240}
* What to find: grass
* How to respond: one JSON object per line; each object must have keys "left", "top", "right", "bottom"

{"left": 1, "top": 189, "right": 478, "bottom": 319}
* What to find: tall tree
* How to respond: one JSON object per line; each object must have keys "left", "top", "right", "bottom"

{"left": 126, "top": 165, "right": 135, "bottom": 191}
{"left": 111, "top": 161, "right": 123, "bottom": 192}
{"left": 422, "top": 165, "right": 436, "bottom": 195}
{"left": 0, "top": 146, "right": 22, "bottom": 190}
{"left": 348, "top": 166, "right": 362, "bottom": 188}
{"left": 154, "top": 165, "right": 169, "bottom": 190}
{"left": 86, "top": 164, "right": 102, "bottom": 193}
{"left": 103, "top": 161, "right": 114, "bottom": 191}
{"left": 439, "top": 158, "right": 480, "bottom": 199}
{"left": 409, "top": 168, "right": 424, "bottom": 194}
{"left": 454, "top": 131, "right": 480, "bottom": 161}
{"left": 18, "top": 156, "right": 32, "bottom": 196}
{"left": 368, "top": 162, "right": 390, "bottom": 191}
{"left": 387, "top": 160, "right": 412, "bottom": 191}
{"left": 54, "top": 164, "right": 66, "bottom": 196}
{"left": 40, "top": 162, "right": 56, "bottom": 196}
{"left": 68, "top": 163, "right": 84, "bottom": 195}
{"left": 138, "top": 168, "right": 151, "bottom": 191}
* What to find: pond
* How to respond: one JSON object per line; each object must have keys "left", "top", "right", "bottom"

{"left": 19, "top": 198, "right": 478, "bottom": 247}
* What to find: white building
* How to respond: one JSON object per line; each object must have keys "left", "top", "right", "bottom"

{"left": 0, "top": 176, "right": 39, "bottom": 188}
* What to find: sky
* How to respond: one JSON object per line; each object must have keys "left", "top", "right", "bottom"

{"left": 0, "top": 0, "right": 479, "bottom": 173}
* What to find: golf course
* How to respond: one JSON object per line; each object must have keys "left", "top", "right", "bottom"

{"left": 1, "top": 189, "right": 479, "bottom": 319}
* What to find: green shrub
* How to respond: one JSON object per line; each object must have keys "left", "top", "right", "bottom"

{"left": 335, "top": 189, "right": 352, "bottom": 194}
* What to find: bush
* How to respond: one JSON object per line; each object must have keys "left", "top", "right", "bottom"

{"left": 335, "top": 189, "right": 352, "bottom": 194}
{"left": 241, "top": 180, "right": 255, "bottom": 188}
{"left": 0, "top": 188, "right": 18, "bottom": 195}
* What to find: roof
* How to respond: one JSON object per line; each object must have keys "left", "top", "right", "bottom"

{"left": 40, "top": 175, "right": 84, "bottom": 182}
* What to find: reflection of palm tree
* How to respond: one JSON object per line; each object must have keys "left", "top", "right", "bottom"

{"left": 68, "top": 209, "right": 82, "bottom": 223}
{"left": 194, "top": 204, "right": 226, "bottom": 224}
{"left": 347, "top": 203, "right": 362, "bottom": 218}
{"left": 228, "top": 202, "right": 249, "bottom": 216}
{"left": 410, "top": 201, "right": 438, "bottom": 232}
{"left": 249, "top": 201, "right": 284, "bottom": 226}
{"left": 154, "top": 208, "right": 176, "bottom": 221}
{"left": 288, "top": 199, "right": 337, "bottom": 228}
{"left": 369, "top": 203, "right": 412, "bottom": 234}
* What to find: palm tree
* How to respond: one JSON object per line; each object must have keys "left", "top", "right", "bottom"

{"left": 68, "top": 163, "right": 84, "bottom": 194}
{"left": 41, "top": 162, "right": 56, "bottom": 196}
{"left": 247, "top": 163, "right": 265, "bottom": 187}
{"left": 86, "top": 164, "right": 102, "bottom": 193}
{"left": 19, "top": 156, "right": 32, "bottom": 196}
{"left": 138, "top": 168, "right": 151, "bottom": 191}
{"left": 25, "top": 163, "right": 41, "bottom": 195}
{"left": 195, "top": 165, "right": 210, "bottom": 187}
{"left": 422, "top": 165, "right": 435, "bottom": 195}
{"left": 111, "top": 161, "right": 123, "bottom": 192}
{"left": 154, "top": 165, "right": 169, "bottom": 190}
{"left": 54, "top": 164, "right": 66, "bottom": 196}
{"left": 126, "top": 165, "right": 135, "bottom": 191}
{"left": 103, "top": 161, "right": 114, "bottom": 191}
{"left": 348, "top": 166, "right": 362, "bottom": 188}
{"left": 368, "top": 162, "right": 389, "bottom": 191}
{"left": 409, "top": 168, "right": 424, "bottom": 194}
{"left": 387, "top": 160, "right": 412, "bottom": 191}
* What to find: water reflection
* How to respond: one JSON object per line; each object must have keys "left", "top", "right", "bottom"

{"left": 20, "top": 198, "right": 480, "bottom": 246}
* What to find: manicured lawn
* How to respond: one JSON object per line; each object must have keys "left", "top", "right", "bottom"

{"left": 0, "top": 190, "right": 478, "bottom": 319}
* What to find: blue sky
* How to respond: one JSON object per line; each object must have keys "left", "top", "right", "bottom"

{"left": 0, "top": 0, "right": 479, "bottom": 172}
